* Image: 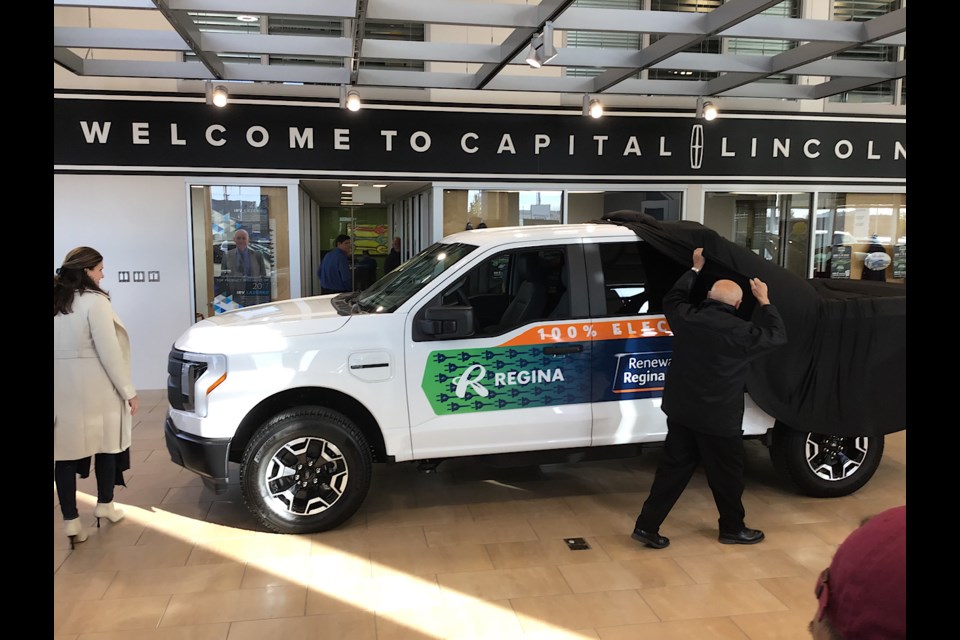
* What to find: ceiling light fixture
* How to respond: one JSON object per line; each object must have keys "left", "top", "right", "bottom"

{"left": 205, "top": 81, "right": 229, "bottom": 108}
{"left": 346, "top": 90, "right": 361, "bottom": 111}
{"left": 525, "top": 21, "right": 558, "bottom": 68}
{"left": 696, "top": 97, "right": 719, "bottom": 121}
{"left": 340, "top": 85, "right": 361, "bottom": 111}
{"left": 212, "top": 86, "right": 229, "bottom": 108}
{"left": 236, "top": 15, "right": 258, "bottom": 23}
{"left": 582, "top": 94, "right": 603, "bottom": 118}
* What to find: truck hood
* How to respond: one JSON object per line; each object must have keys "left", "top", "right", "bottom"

{"left": 176, "top": 296, "right": 350, "bottom": 355}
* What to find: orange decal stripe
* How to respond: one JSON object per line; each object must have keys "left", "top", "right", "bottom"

{"left": 500, "top": 316, "right": 672, "bottom": 347}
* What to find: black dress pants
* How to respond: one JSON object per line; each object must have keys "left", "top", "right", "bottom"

{"left": 54, "top": 453, "right": 118, "bottom": 520}
{"left": 635, "top": 419, "right": 746, "bottom": 534}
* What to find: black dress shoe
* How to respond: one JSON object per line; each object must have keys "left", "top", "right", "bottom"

{"left": 718, "top": 528, "right": 765, "bottom": 545}
{"left": 631, "top": 528, "right": 670, "bottom": 549}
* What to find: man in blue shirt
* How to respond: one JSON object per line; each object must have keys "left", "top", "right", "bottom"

{"left": 318, "top": 234, "right": 353, "bottom": 294}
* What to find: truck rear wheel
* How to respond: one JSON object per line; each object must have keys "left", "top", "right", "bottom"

{"left": 240, "top": 407, "right": 372, "bottom": 534}
{"left": 769, "top": 423, "right": 884, "bottom": 498}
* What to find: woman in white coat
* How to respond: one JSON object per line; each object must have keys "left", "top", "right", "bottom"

{"left": 54, "top": 247, "right": 139, "bottom": 548}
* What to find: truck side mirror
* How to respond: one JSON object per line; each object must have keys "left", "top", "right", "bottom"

{"left": 418, "top": 305, "right": 475, "bottom": 338}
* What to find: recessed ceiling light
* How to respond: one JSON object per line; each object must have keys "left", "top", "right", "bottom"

{"left": 372, "top": 184, "right": 387, "bottom": 188}
{"left": 342, "top": 183, "right": 359, "bottom": 187}
{"left": 236, "top": 15, "right": 258, "bottom": 22}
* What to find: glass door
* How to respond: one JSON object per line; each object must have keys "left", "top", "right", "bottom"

{"left": 189, "top": 184, "right": 291, "bottom": 318}
{"left": 709, "top": 191, "right": 813, "bottom": 279}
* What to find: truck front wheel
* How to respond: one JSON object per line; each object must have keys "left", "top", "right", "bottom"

{"left": 240, "top": 407, "right": 372, "bottom": 534}
{"left": 769, "top": 423, "right": 884, "bottom": 498}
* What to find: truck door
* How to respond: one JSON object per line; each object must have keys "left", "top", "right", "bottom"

{"left": 405, "top": 241, "right": 594, "bottom": 458}
{"left": 585, "top": 239, "right": 684, "bottom": 445}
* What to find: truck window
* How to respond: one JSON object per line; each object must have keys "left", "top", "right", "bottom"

{"left": 598, "top": 241, "right": 655, "bottom": 316}
{"left": 353, "top": 242, "right": 475, "bottom": 313}
{"left": 439, "top": 246, "right": 571, "bottom": 336}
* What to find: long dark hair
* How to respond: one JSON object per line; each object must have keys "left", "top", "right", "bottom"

{"left": 54, "top": 247, "right": 108, "bottom": 316}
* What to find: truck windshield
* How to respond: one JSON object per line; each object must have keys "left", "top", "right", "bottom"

{"left": 352, "top": 242, "right": 476, "bottom": 313}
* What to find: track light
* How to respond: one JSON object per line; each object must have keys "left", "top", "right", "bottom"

{"left": 340, "top": 86, "right": 362, "bottom": 111}
{"left": 696, "top": 97, "right": 719, "bottom": 121}
{"left": 525, "top": 21, "right": 558, "bottom": 68}
{"left": 525, "top": 39, "right": 542, "bottom": 68}
{"left": 346, "top": 90, "right": 361, "bottom": 111}
{"left": 702, "top": 101, "right": 718, "bottom": 120}
{"left": 205, "top": 82, "right": 229, "bottom": 108}
{"left": 582, "top": 94, "right": 603, "bottom": 118}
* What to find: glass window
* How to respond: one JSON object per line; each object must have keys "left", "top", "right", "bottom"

{"left": 598, "top": 241, "right": 653, "bottom": 316}
{"left": 442, "top": 189, "right": 563, "bottom": 236}
{"left": 704, "top": 190, "right": 903, "bottom": 284}
{"left": 814, "top": 193, "right": 905, "bottom": 283}
{"left": 593, "top": 239, "right": 685, "bottom": 318}
{"left": 648, "top": 1, "right": 798, "bottom": 84}
{"left": 568, "top": 190, "right": 683, "bottom": 223}
{"left": 190, "top": 184, "right": 290, "bottom": 318}
{"left": 828, "top": 0, "right": 903, "bottom": 104}
{"left": 566, "top": 0, "right": 642, "bottom": 78}
{"left": 442, "top": 188, "right": 683, "bottom": 233}
{"left": 705, "top": 191, "right": 812, "bottom": 280}
{"left": 184, "top": 14, "right": 426, "bottom": 72}
{"left": 437, "top": 246, "right": 570, "bottom": 337}
{"left": 353, "top": 242, "right": 476, "bottom": 314}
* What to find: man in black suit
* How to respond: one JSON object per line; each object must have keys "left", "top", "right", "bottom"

{"left": 632, "top": 247, "right": 787, "bottom": 549}
{"left": 354, "top": 250, "right": 377, "bottom": 290}
{"left": 384, "top": 237, "right": 402, "bottom": 273}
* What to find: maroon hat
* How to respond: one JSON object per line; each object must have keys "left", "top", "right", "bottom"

{"left": 815, "top": 505, "right": 906, "bottom": 639}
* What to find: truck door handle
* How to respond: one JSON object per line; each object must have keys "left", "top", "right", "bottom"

{"left": 543, "top": 344, "right": 583, "bottom": 355}
{"left": 350, "top": 362, "right": 389, "bottom": 369}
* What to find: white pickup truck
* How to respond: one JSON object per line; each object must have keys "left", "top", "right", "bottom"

{"left": 165, "top": 223, "right": 887, "bottom": 534}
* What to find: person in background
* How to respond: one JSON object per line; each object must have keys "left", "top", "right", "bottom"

{"left": 384, "top": 237, "right": 402, "bottom": 273}
{"left": 809, "top": 505, "right": 906, "bottom": 639}
{"left": 355, "top": 250, "right": 377, "bottom": 290}
{"left": 222, "top": 228, "right": 270, "bottom": 306}
{"left": 223, "top": 229, "right": 268, "bottom": 278}
{"left": 318, "top": 234, "right": 353, "bottom": 294}
{"left": 632, "top": 247, "right": 787, "bottom": 549}
{"left": 54, "top": 246, "right": 139, "bottom": 549}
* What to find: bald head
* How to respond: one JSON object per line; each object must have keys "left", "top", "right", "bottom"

{"left": 233, "top": 229, "right": 250, "bottom": 251}
{"left": 708, "top": 279, "right": 743, "bottom": 308}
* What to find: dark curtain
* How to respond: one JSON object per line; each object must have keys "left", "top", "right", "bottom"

{"left": 600, "top": 211, "right": 906, "bottom": 437}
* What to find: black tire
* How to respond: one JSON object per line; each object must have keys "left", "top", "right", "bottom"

{"left": 240, "top": 406, "right": 372, "bottom": 534}
{"left": 769, "top": 423, "right": 884, "bottom": 498}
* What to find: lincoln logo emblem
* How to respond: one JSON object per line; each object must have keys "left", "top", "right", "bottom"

{"left": 690, "top": 124, "right": 704, "bottom": 170}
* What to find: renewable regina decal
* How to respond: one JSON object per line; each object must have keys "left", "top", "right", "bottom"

{"left": 422, "top": 317, "right": 674, "bottom": 415}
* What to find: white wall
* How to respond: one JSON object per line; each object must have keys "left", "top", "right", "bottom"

{"left": 54, "top": 175, "right": 192, "bottom": 391}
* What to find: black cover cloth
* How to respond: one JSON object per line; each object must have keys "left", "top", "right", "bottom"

{"left": 600, "top": 211, "right": 906, "bottom": 437}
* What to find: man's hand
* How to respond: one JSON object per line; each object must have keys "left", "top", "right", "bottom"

{"left": 692, "top": 247, "right": 705, "bottom": 272}
{"left": 750, "top": 278, "right": 771, "bottom": 305}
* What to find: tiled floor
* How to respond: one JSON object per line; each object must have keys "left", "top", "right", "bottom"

{"left": 54, "top": 389, "right": 907, "bottom": 639}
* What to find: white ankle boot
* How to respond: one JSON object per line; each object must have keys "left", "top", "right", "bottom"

{"left": 94, "top": 502, "right": 125, "bottom": 527}
{"left": 64, "top": 517, "right": 88, "bottom": 549}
